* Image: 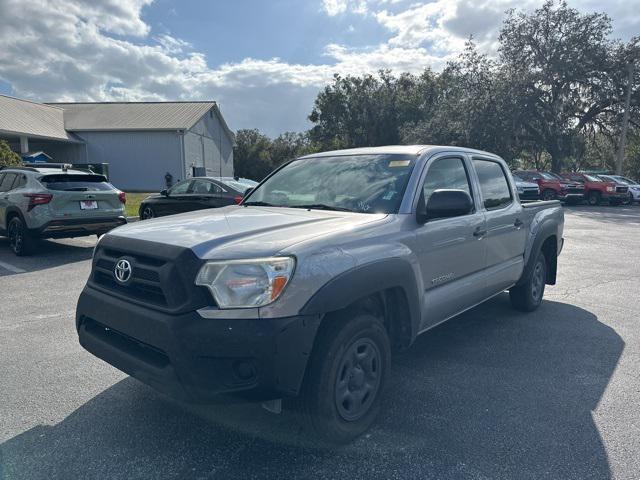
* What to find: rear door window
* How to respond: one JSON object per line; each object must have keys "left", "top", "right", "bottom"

{"left": 12, "top": 174, "right": 27, "bottom": 189}
{"left": 0, "top": 173, "right": 17, "bottom": 192}
{"left": 169, "top": 180, "right": 192, "bottom": 194}
{"left": 473, "top": 159, "right": 513, "bottom": 210}
{"left": 40, "top": 174, "right": 115, "bottom": 191}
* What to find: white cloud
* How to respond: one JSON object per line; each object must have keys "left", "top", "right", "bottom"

{"left": 322, "top": 0, "right": 371, "bottom": 16}
{"left": 0, "top": 0, "right": 638, "bottom": 136}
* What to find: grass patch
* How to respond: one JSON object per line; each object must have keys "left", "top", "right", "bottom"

{"left": 124, "top": 192, "right": 153, "bottom": 218}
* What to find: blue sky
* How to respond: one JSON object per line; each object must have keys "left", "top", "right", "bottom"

{"left": 0, "top": 0, "right": 638, "bottom": 136}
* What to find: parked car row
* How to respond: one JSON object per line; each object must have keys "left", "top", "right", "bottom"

{"left": 513, "top": 170, "right": 639, "bottom": 206}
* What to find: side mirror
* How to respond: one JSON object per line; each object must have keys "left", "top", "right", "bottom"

{"left": 160, "top": 189, "right": 169, "bottom": 197}
{"left": 417, "top": 189, "right": 473, "bottom": 223}
{"left": 243, "top": 187, "right": 254, "bottom": 197}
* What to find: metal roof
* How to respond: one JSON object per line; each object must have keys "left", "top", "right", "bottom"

{"left": 48, "top": 101, "right": 218, "bottom": 131}
{"left": 0, "top": 95, "right": 80, "bottom": 142}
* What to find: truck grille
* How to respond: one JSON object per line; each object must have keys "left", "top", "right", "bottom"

{"left": 89, "top": 236, "right": 212, "bottom": 313}
{"left": 566, "top": 186, "right": 584, "bottom": 195}
{"left": 616, "top": 186, "right": 629, "bottom": 193}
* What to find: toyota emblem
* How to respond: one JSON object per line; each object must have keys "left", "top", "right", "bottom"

{"left": 114, "top": 258, "right": 133, "bottom": 284}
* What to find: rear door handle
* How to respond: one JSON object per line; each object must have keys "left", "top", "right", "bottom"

{"left": 514, "top": 218, "right": 524, "bottom": 229}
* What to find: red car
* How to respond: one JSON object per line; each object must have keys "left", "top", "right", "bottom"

{"left": 514, "top": 171, "right": 584, "bottom": 204}
{"left": 561, "top": 172, "right": 629, "bottom": 206}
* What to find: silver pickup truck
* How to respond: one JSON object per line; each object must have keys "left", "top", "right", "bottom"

{"left": 76, "top": 145, "right": 564, "bottom": 443}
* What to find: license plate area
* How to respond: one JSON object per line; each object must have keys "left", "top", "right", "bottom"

{"left": 80, "top": 200, "right": 98, "bottom": 210}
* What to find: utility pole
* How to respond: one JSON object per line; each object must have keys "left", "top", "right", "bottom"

{"left": 615, "top": 58, "right": 636, "bottom": 175}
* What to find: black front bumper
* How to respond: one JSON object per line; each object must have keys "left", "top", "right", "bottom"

{"left": 37, "top": 216, "right": 127, "bottom": 238}
{"left": 76, "top": 286, "right": 321, "bottom": 403}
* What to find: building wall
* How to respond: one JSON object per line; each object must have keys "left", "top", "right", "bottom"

{"left": 28, "top": 141, "right": 85, "bottom": 163}
{"left": 72, "top": 130, "right": 183, "bottom": 192}
{"left": 183, "top": 109, "right": 234, "bottom": 178}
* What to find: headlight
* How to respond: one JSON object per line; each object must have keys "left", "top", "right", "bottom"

{"left": 195, "top": 257, "right": 295, "bottom": 309}
{"left": 606, "top": 186, "right": 614, "bottom": 192}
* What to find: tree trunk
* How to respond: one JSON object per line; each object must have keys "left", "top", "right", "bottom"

{"left": 615, "top": 61, "right": 635, "bottom": 175}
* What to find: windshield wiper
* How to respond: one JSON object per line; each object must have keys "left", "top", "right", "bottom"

{"left": 243, "top": 201, "right": 276, "bottom": 207}
{"left": 289, "top": 204, "right": 355, "bottom": 212}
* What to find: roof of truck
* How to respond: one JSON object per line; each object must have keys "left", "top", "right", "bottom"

{"left": 298, "top": 145, "right": 500, "bottom": 159}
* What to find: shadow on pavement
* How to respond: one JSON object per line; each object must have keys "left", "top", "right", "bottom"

{"left": 0, "top": 296, "right": 623, "bottom": 480}
{"left": 0, "top": 237, "right": 94, "bottom": 276}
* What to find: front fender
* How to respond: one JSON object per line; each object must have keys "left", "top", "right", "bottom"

{"left": 300, "top": 257, "right": 422, "bottom": 343}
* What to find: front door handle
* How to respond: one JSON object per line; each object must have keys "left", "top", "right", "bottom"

{"left": 514, "top": 218, "right": 523, "bottom": 229}
{"left": 473, "top": 227, "right": 487, "bottom": 238}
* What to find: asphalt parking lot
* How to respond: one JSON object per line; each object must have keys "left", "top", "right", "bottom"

{"left": 1, "top": 205, "right": 639, "bottom": 480}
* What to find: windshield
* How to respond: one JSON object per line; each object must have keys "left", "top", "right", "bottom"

{"left": 611, "top": 176, "right": 635, "bottom": 185}
{"left": 244, "top": 154, "right": 416, "bottom": 213}
{"left": 584, "top": 174, "right": 602, "bottom": 182}
{"left": 218, "top": 179, "right": 252, "bottom": 192}
{"left": 512, "top": 174, "right": 524, "bottom": 182}
{"left": 543, "top": 172, "right": 563, "bottom": 180}
{"left": 539, "top": 172, "right": 558, "bottom": 180}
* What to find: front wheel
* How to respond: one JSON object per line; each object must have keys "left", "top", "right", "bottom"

{"left": 622, "top": 193, "right": 632, "bottom": 206}
{"left": 8, "top": 217, "right": 37, "bottom": 256}
{"left": 587, "top": 191, "right": 601, "bottom": 206}
{"left": 294, "top": 311, "right": 391, "bottom": 444}
{"left": 510, "top": 251, "right": 547, "bottom": 312}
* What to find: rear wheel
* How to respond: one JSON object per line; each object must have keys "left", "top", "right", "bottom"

{"left": 294, "top": 311, "right": 390, "bottom": 444}
{"left": 510, "top": 251, "right": 547, "bottom": 312}
{"left": 587, "top": 191, "right": 601, "bottom": 206}
{"left": 8, "top": 217, "right": 36, "bottom": 256}
{"left": 140, "top": 205, "right": 156, "bottom": 220}
{"left": 542, "top": 189, "right": 557, "bottom": 201}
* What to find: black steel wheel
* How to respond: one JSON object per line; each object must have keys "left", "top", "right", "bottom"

{"left": 294, "top": 310, "right": 391, "bottom": 444}
{"left": 334, "top": 337, "right": 382, "bottom": 422}
{"left": 510, "top": 250, "right": 547, "bottom": 312}
{"left": 588, "top": 191, "right": 601, "bottom": 206}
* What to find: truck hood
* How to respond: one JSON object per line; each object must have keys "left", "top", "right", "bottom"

{"left": 109, "top": 205, "right": 387, "bottom": 258}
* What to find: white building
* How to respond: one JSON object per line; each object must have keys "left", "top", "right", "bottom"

{"left": 0, "top": 95, "right": 235, "bottom": 191}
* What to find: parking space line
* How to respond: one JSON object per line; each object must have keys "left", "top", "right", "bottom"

{"left": 0, "top": 259, "right": 26, "bottom": 274}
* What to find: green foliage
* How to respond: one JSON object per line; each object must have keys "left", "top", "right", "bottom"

{"left": 0, "top": 140, "right": 21, "bottom": 168}
{"left": 233, "top": 129, "right": 318, "bottom": 181}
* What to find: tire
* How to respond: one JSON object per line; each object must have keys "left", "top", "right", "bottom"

{"left": 294, "top": 310, "right": 391, "bottom": 444}
{"left": 623, "top": 193, "right": 632, "bottom": 206}
{"left": 7, "top": 216, "right": 37, "bottom": 256}
{"left": 140, "top": 204, "right": 156, "bottom": 220}
{"left": 587, "top": 191, "right": 601, "bottom": 206}
{"left": 510, "top": 251, "right": 546, "bottom": 312}
{"left": 542, "top": 189, "right": 556, "bottom": 201}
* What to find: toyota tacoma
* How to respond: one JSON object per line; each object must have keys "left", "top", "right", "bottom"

{"left": 76, "top": 146, "right": 564, "bottom": 443}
